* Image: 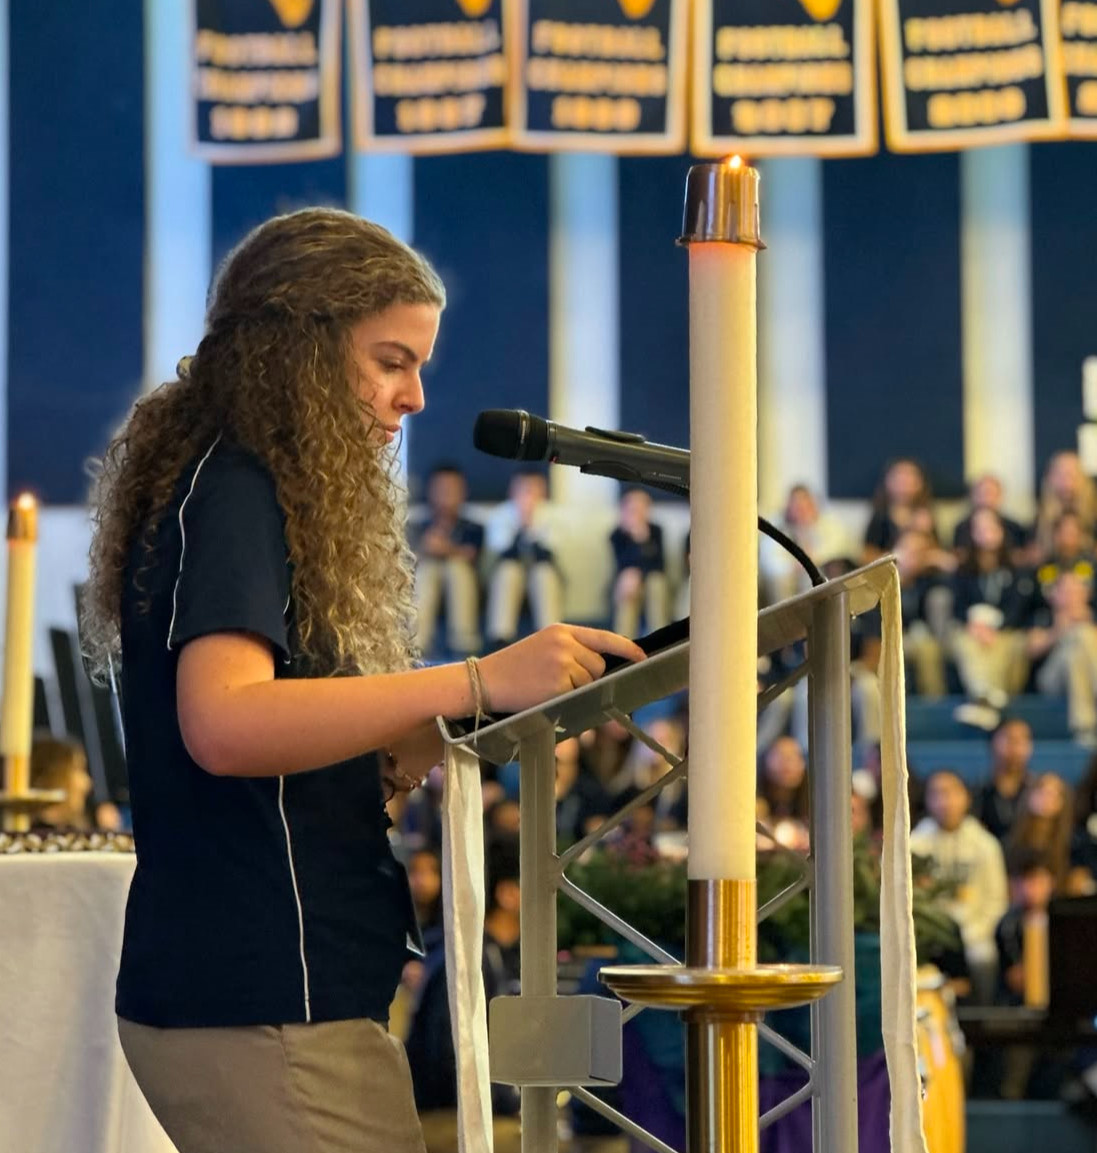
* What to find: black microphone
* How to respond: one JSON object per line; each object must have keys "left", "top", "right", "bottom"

{"left": 473, "top": 409, "right": 690, "bottom": 491}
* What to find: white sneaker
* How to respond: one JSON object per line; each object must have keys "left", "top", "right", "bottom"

{"left": 984, "top": 687, "right": 1009, "bottom": 710}
{"left": 954, "top": 701, "right": 1001, "bottom": 731}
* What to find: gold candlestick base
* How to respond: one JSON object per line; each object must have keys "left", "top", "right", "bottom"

{"left": 0, "top": 789, "right": 67, "bottom": 833}
{"left": 599, "top": 961, "right": 842, "bottom": 1017}
{"left": 600, "top": 879, "right": 843, "bottom": 1153}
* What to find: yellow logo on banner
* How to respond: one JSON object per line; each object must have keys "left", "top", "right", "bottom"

{"left": 455, "top": 0, "right": 494, "bottom": 15}
{"left": 267, "top": 0, "right": 315, "bottom": 28}
{"left": 618, "top": 0, "right": 658, "bottom": 16}
{"left": 795, "top": 0, "right": 844, "bottom": 20}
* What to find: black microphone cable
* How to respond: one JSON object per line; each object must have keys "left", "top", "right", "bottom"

{"left": 631, "top": 477, "right": 827, "bottom": 590}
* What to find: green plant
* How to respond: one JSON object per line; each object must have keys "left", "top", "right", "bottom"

{"left": 556, "top": 837, "right": 963, "bottom": 964}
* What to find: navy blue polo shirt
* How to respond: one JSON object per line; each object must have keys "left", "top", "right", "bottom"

{"left": 116, "top": 437, "right": 415, "bottom": 1028}
{"left": 610, "top": 524, "right": 666, "bottom": 577}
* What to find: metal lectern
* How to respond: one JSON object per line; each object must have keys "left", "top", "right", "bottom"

{"left": 441, "top": 558, "right": 897, "bottom": 1153}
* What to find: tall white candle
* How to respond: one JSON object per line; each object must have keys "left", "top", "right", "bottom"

{"left": 1, "top": 494, "right": 38, "bottom": 801}
{"left": 685, "top": 159, "right": 761, "bottom": 881}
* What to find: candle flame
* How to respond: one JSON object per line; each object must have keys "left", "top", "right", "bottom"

{"left": 14, "top": 493, "right": 36, "bottom": 511}
{"left": 728, "top": 154, "right": 743, "bottom": 169}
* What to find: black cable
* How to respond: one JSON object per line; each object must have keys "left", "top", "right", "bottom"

{"left": 758, "top": 516, "right": 826, "bottom": 587}
{"left": 637, "top": 478, "right": 827, "bottom": 589}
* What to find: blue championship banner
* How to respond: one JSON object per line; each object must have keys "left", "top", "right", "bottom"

{"left": 878, "top": 0, "right": 1066, "bottom": 151}
{"left": 350, "top": 0, "right": 508, "bottom": 153}
{"left": 191, "top": 0, "right": 341, "bottom": 162}
{"left": 509, "top": 0, "right": 688, "bottom": 153}
{"left": 692, "top": 0, "right": 876, "bottom": 158}
{"left": 1062, "top": 1, "right": 1097, "bottom": 135}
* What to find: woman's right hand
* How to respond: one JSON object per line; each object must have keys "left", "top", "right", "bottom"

{"left": 478, "top": 624, "right": 646, "bottom": 714}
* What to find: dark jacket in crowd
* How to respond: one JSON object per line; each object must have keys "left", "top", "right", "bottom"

{"left": 950, "top": 566, "right": 1038, "bottom": 631}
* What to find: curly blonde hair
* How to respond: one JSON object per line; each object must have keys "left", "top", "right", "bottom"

{"left": 83, "top": 208, "right": 446, "bottom": 681}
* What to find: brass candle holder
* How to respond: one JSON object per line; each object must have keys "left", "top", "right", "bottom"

{"left": 601, "top": 162, "right": 845, "bottom": 1153}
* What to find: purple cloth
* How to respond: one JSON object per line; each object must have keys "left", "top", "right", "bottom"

{"left": 758, "top": 1050, "right": 891, "bottom": 1153}
{"left": 620, "top": 1030, "right": 891, "bottom": 1153}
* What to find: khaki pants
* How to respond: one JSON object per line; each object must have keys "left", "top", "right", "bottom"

{"left": 486, "top": 559, "right": 562, "bottom": 642}
{"left": 950, "top": 627, "right": 1030, "bottom": 700}
{"left": 118, "top": 1016, "right": 427, "bottom": 1153}
{"left": 415, "top": 557, "right": 481, "bottom": 655}
{"left": 613, "top": 572, "right": 669, "bottom": 638}
{"left": 1036, "top": 623, "right": 1097, "bottom": 734}
{"left": 905, "top": 621, "right": 946, "bottom": 697}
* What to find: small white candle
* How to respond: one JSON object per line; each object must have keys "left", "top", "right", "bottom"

{"left": 1, "top": 493, "right": 38, "bottom": 801}
{"left": 686, "top": 158, "right": 761, "bottom": 881}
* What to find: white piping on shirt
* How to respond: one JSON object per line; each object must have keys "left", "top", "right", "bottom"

{"left": 166, "top": 434, "right": 223, "bottom": 650}
{"left": 278, "top": 776, "right": 313, "bottom": 1022}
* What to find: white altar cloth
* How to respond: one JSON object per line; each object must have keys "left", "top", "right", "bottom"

{"left": 0, "top": 853, "right": 177, "bottom": 1153}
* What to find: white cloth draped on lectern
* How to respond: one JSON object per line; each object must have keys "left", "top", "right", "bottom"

{"left": 442, "top": 741, "right": 494, "bottom": 1153}
{"left": 875, "top": 566, "right": 930, "bottom": 1153}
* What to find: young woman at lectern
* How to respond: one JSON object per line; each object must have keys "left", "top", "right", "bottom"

{"left": 82, "top": 209, "right": 643, "bottom": 1153}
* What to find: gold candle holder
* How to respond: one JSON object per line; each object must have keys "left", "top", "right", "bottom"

{"left": 602, "top": 880, "right": 841, "bottom": 1153}
{"left": 0, "top": 494, "right": 62, "bottom": 832}
{"left": 601, "top": 161, "right": 845, "bottom": 1153}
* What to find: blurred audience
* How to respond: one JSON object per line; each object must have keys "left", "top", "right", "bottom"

{"left": 759, "top": 484, "right": 849, "bottom": 604}
{"left": 1035, "top": 511, "right": 1097, "bottom": 607}
{"left": 892, "top": 527, "right": 949, "bottom": 697}
{"left": 952, "top": 474, "right": 1029, "bottom": 557}
{"left": 411, "top": 464, "right": 484, "bottom": 658}
{"left": 758, "top": 736, "right": 810, "bottom": 853}
{"left": 1029, "top": 572, "right": 1097, "bottom": 744}
{"left": 949, "top": 509, "right": 1035, "bottom": 723}
{"left": 973, "top": 719, "right": 1034, "bottom": 842}
{"left": 610, "top": 487, "right": 668, "bottom": 638}
{"left": 1032, "top": 451, "right": 1097, "bottom": 563}
{"left": 484, "top": 470, "right": 563, "bottom": 646}
{"left": 863, "top": 458, "right": 948, "bottom": 565}
{"left": 911, "top": 770, "right": 1008, "bottom": 1002}
{"left": 1006, "top": 772, "right": 1094, "bottom": 896}
{"left": 555, "top": 736, "right": 611, "bottom": 844}
{"left": 29, "top": 735, "right": 95, "bottom": 831}
{"left": 995, "top": 845, "right": 1055, "bottom": 1007}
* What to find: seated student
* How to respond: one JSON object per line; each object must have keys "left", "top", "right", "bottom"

{"left": 406, "top": 846, "right": 443, "bottom": 942}
{"left": 410, "top": 464, "right": 484, "bottom": 658}
{"left": 995, "top": 845, "right": 1056, "bottom": 1006}
{"left": 973, "top": 718, "right": 1035, "bottom": 842}
{"left": 949, "top": 508, "right": 1037, "bottom": 726}
{"left": 910, "top": 770, "right": 1009, "bottom": 1003}
{"left": 892, "top": 527, "right": 949, "bottom": 697}
{"left": 607, "top": 716, "right": 685, "bottom": 817}
{"left": 757, "top": 735, "right": 810, "bottom": 854}
{"left": 952, "top": 473, "right": 1029, "bottom": 557}
{"left": 29, "top": 735, "right": 94, "bottom": 831}
{"left": 993, "top": 847, "right": 1059, "bottom": 1100}
{"left": 863, "top": 458, "right": 953, "bottom": 571}
{"left": 1006, "top": 772, "right": 1094, "bottom": 896}
{"left": 403, "top": 842, "right": 521, "bottom": 1116}
{"left": 759, "top": 484, "right": 849, "bottom": 604}
{"left": 1035, "top": 511, "right": 1097, "bottom": 605}
{"left": 610, "top": 487, "right": 668, "bottom": 637}
{"left": 484, "top": 470, "right": 562, "bottom": 646}
{"left": 1031, "top": 450, "right": 1097, "bottom": 564}
{"left": 1029, "top": 571, "right": 1097, "bottom": 744}
{"left": 555, "top": 736, "right": 611, "bottom": 844}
